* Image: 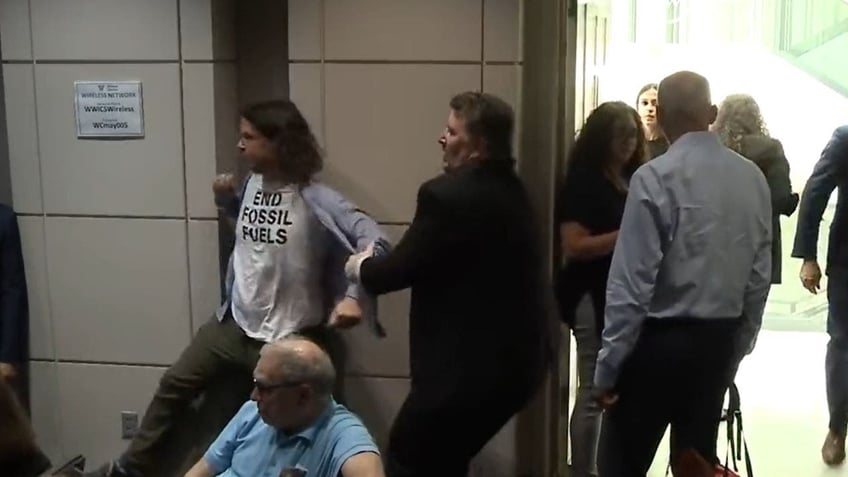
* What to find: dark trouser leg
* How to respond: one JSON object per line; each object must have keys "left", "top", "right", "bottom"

{"left": 668, "top": 322, "right": 738, "bottom": 466}
{"left": 597, "top": 329, "right": 672, "bottom": 477}
{"left": 386, "top": 380, "right": 532, "bottom": 477}
{"left": 827, "top": 267, "right": 848, "bottom": 435}
{"left": 121, "top": 316, "right": 262, "bottom": 476}
{"left": 597, "top": 318, "right": 739, "bottom": 476}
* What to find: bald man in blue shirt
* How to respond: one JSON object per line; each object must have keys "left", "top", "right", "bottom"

{"left": 185, "top": 337, "right": 383, "bottom": 477}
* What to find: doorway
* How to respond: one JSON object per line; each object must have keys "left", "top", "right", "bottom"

{"left": 564, "top": 0, "right": 848, "bottom": 475}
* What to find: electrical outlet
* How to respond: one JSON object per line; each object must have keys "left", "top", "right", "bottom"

{"left": 121, "top": 411, "right": 139, "bottom": 439}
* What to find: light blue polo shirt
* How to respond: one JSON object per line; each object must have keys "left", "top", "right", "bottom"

{"left": 204, "top": 400, "right": 379, "bottom": 477}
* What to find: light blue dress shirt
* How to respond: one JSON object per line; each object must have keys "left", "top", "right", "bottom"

{"left": 595, "top": 131, "right": 772, "bottom": 390}
{"left": 205, "top": 400, "right": 379, "bottom": 477}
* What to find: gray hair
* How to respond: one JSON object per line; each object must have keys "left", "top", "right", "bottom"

{"left": 262, "top": 336, "right": 336, "bottom": 399}
{"left": 712, "top": 94, "right": 770, "bottom": 154}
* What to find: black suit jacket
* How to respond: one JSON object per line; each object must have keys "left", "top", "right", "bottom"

{"left": 0, "top": 204, "right": 28, "bottom": 364}
{"left": 737, "top": 135, "right": 798, "bottom": 283}
{"left": 360, "top": 159, "right": 550, "bottom": 400}
{"left": 792, "top": 126, "right": 848, "bottom": 272}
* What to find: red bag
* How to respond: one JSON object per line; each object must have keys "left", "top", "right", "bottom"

{"left": 714, "top": 463, "right": 741, "bottom": 477}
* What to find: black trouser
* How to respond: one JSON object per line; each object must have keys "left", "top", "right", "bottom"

{"left": 121, "top": 313, "right": 342, "bottom": 476}
{"left": 825, "top": 266, "right": 848, "bottom": 434}
{"left": 385, "top": 373, "right": 539, "bottom": 477}
{"left": 597, "top": 317, "right": 740, "bottom": 477}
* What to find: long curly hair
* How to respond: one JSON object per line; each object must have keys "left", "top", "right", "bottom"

{"left": 240, "top": 100, "right": 323, "bottom": 185}
{"left": 566, "top": 101, "right": 648, "bottom": 191}
{"left": 713, "top": 94, "right": 770, "bottom": 154}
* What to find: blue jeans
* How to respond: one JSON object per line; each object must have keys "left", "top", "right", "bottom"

{"left": 570, "top": 299, "right": 602, "bottom": 477}
{"left": 826, "top": 266, "right": 848, "bottom": 434}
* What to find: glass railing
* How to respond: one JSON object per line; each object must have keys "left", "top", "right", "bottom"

{"left": 775, "top": 0, "right": 848, "bottom": 96}
{"left": 777, "top": 0, "right": 848, "bottom": 55}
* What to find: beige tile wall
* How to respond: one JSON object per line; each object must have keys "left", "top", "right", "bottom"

{"left": 287, "top": 2, "right": 523, "bottom": 475}
{"left": 1, "top": 0, "right": 236, "bottom": 466}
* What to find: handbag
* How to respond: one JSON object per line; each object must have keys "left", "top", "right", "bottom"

{"left": 665, "top": 383, "right": 753, "bottom": 476}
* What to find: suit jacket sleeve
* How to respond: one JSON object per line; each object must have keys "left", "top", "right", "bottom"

{"left": 360, "top": 182, "right": 448, "bottom": 295}
{"left": 764, "top": 140, "right": 796, "bottom": 216}
{"left": 792, "top": 128, "right": 847, "bottom": 260}
{"left": 0, "top": 208, "right": 28, "bottom": 363}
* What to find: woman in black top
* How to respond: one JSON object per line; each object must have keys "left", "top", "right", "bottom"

{"left": 713, "top": 93, "right": 798, "bottom": 284}
{"left": 556, "top": 101, "right": 647, "bottom": 477}
{"left": 636, "top": 83, "right": 669, "bottom": 159}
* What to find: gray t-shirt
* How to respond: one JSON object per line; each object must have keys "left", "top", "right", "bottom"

{"left": 231, "top": 174, "right": 327, "bottom": 342}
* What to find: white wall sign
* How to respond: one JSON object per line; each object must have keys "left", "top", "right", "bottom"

{"left": 74, "top": 80, "right": 144, "bottom": 138}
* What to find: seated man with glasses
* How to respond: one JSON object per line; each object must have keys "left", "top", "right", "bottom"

{"left": 185, "top": 336, "right": 383, "bottom": 477}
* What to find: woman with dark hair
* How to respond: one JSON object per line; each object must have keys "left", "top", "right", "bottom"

{"left": 555, "top": 101, "right": 647, "bottom": 477}
{"left": 713, "top": 94, "right": 798, "bottom": 284}
{"left": 636, "top": 83, "right": 669, "bottom": 158}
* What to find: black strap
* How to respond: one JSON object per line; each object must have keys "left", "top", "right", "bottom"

{"left": 734, "top": 409, "right": 754, "bottom": 477}
{"left": 724, "top": 383, "right": 754, "bottom": 477}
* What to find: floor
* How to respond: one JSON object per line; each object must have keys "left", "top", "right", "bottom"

{"left": 649, "top": 330, "right": 841, "bottom": 477}
{"left": 568, "top": 329, "right": 845, "bottom": 477}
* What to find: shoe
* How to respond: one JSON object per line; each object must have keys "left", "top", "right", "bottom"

{"left": 82, "top": 461, "right": 132, "bottom": 477}
{"left": 822, "top": 430, "right": 846, "bottom": 466}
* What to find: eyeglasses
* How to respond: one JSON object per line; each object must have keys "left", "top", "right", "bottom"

{"left": 253, "top": 378, "right": 303, "bottom": 393}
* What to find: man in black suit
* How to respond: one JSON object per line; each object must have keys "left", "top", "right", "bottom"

{"left": 0, "top": 204, "right": 27, "bottom": 401}
{"left": 346, "top": 92, "right": 551, "bottom": 477}
{"left": 792, "top": 126, "right": 848, "bottom": 466}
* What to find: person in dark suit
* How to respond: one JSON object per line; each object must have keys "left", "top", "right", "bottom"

{"left": 792, "top": 125, "right": 848, "bottom": 466}
{"left": 0, "top": 204, "right": 28, "bottom": 401}
{"left": 345, "top": 92, "right": 551, "bottom": 477}
{"left": 0, "top": 205, "right": 50, "bottom": 477}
